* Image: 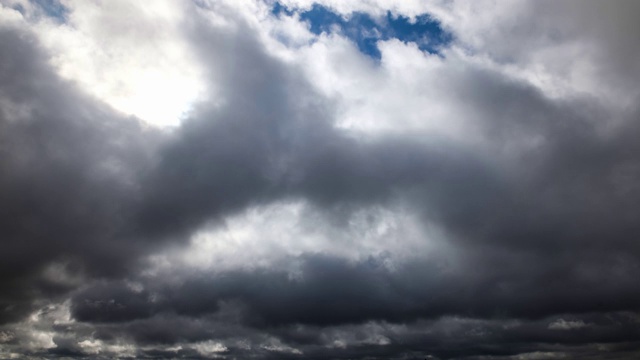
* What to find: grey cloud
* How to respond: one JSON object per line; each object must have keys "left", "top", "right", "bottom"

{"left": 0, "top": 23, "right": 160, "bottom": 323}
{"left": 2, "top": 1, "right": 640, "bottom": 359}
{"left": 133, "top": 7, "right": 502, "bottom": 246}
{"left": 69, "top": 252, "right": 640, "bottom": 328}
{"left": 33, "top": 303, "right": 640, "bottom": 359}
{"left": 456, "top": 0, "right": 640, "bottom": 99}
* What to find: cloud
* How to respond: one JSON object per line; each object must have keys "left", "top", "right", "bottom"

{"left": 0, "top": 17, "right": 159, "bottom": 323}
{"left": 548, "top": 319, "right": 589, "bottom": 331}
{"left": 31, "top": 0, "right": 206, "bottom": 127}
{"left": 1, "top": 0, "right": 640, "bottom": 359}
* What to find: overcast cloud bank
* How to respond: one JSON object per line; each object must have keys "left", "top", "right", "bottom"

{"left": 1, "top": 0, "right": 640, "bottom": 359}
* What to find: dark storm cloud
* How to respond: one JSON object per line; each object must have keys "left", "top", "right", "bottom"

{"left": 53, "top": 295, "right": 640, "bottom": 359}
{"left": 0, "top": 23, "right": 160, "bottom": 323}
{"left": 3, "top": 0, "right": 640, "bottom": 359}
{"left": 69, "top": 252, "right": 640, "bottom": 329}
{"left": 415, "top": 67, "right": 640, "bottom": 257}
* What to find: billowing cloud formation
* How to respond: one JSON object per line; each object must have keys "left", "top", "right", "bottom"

{"left": 1, "top": 0, "right": 640, "bottom": 359}
{"left": 0, "top": 20, "right": 160, "bottom": 323}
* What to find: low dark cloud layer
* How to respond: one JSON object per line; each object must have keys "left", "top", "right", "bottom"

{"left": 1, "top": 1, "right": 640, "bottom": 359}
{"left": 70, "top": 253, "right": 640, "bottom": 327}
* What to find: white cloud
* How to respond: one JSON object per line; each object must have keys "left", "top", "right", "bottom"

{"left": 261, "top": 337, "right": 303, "bottom": 355}
{"left": 548, "top": 319, "right": 589, "bottom": 330}
{"left": 16, "top": 0, "right": 206, "bottom": 127}
{"left": 193, "top": 340, "right": 228, "bottom": 357}
{"left": 78, "top": 339, "right": 103, "bottom": 354}
{"left": 146, "top": 199, "right": 451, "bottom": 276}
{"left": 0, "top": 330, "right": 14, "bottom": 343}
{"left": 512, "top": 351, "right": 567, "bottom": 359}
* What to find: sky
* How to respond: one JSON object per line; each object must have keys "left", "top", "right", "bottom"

{"left": 1, "top": 0, "right": 640, "bottom": 359}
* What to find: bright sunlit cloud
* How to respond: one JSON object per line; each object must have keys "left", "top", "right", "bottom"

{"left": 29, "top": 0, "right": 206, "bottom": 127}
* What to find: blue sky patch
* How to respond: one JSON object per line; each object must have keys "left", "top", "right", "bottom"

{"left": 29, "top": 0, "right": 68, "bottom": 22}
{"left": 271, "top": 2, "right": 295, "bottom": 17}
{"left": 272, "top": 2, "right": 452, "bottom": 59}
